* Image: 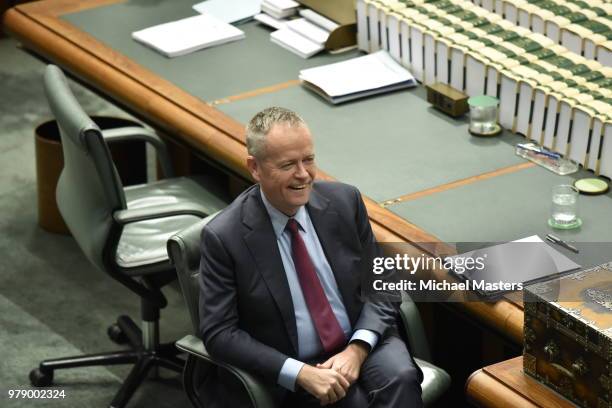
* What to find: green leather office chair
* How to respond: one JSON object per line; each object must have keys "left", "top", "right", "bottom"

{"left": 29, "top": 65, "right": 230, "bottom": 408}
{"left": 167, "top": 217, "right": 451, "bottom": 408}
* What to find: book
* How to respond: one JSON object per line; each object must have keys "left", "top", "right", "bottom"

{"left": 132, "top": 14, "right": 244, "bottom": 58}
{"left": 298, "top": 50, "right": 417, "bottom": 104}
{"left": 270, "top": 28, "right": 324, "bottom": 58}
{"left": 285, "top": 18, "right": 330, "bottom": 45}
{"left": 192, "top": 0, "right": 261, "bottom": 24}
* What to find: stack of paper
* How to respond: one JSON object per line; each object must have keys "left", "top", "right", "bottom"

{"left": 299, "top": 9, "right": 339, "bottom": 32}
{"left": 298, "top": 51, "right": 417, "bottom": 104}
{"left": 286, "top": 18, "right": 329, "bottom": 45}
{"left": 268, "top": 12, "right": 337, "bottom": 58}
{"left": 261, "top": 0, "right": 299, "bottom": 19}
{"left": 192, "top": 0, "right": 261, "bottom": 24}
{"left": 132, "top": 14, "right": 245, "bottom": 58}
{"left": 254, "top": 0, "right": 299, "bottom": 30}
{"left": 254, "top": 13, "right": 288, "bottom": 30}
{"left": 271, "top": 28, "right": 323, "bottom": 58}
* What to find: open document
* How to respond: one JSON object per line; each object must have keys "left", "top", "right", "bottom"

{"left": 298, "top": 50, "right": 417, "bottom": 104}
{"left": 132, "top": 13, "right": 245, "bottom": 58}
{"left": 448, "top": 235, "right": 581, "bottom": 298}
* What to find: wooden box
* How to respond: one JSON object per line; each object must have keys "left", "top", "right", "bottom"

{"left": 523, "top": 262, "right": 612, "bottom": 408}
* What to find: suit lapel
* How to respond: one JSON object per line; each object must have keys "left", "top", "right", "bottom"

{"left": 242, "top": 189, "right": 298, "bottom": 354}
{"left": 307, "top": 189, "right": 356, "bottom": 321}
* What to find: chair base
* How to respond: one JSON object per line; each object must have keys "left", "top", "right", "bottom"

{"left": 29, "top": 315, "right": 184, "bottom": 408}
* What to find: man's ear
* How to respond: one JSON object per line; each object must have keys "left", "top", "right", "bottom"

{"left": 246, "top": 155, "right": 260, "bottom": 182}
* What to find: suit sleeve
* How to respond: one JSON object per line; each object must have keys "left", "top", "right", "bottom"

{"left": 351, "top": 187, "right": 399, "bottom": 339}
{"left": 198, "top": 225, "right": 289, "bottom": 383}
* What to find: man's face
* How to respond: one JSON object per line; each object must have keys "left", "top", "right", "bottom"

{"left": 247, "top": 123, "right": 316, "bottom": 216}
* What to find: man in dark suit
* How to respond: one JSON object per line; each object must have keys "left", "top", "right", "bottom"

{"left": 199, "top": 107, "right": 422, "bottom": 407}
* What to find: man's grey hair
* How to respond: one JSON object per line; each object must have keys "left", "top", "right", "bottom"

{"left": 246, "top": 107, "right": 307, "bottom": 159}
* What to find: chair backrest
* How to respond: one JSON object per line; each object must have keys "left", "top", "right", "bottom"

{"left": 44, "top": 65, "right": 127, "bottom": 273}
{"left": 167, "top": 215, "right": 217, "bottom": 334}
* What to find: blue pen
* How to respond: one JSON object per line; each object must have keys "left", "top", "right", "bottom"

{"left": 518, "top": 144, "right": 561, "bottom": 159}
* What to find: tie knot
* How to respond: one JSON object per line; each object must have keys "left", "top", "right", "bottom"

{"left": 286, "top": 218, "right": 299, "bottom": 234}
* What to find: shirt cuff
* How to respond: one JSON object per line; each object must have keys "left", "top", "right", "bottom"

{"left": 350, "top": 329, "right": 379, "bottom": 350}
{"left": 277, "top": 358, "right": 305, "bottom": 392}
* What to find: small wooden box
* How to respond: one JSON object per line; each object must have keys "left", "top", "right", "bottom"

{"left": 426, "top": 83, "right": 468, "bottom": 117}
{"left": 523, "top": 263, "right": 612, "bottom": 408}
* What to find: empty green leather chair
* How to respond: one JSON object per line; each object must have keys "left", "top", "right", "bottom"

{"left": 29, "top": 65, "right": 230, "bottom": 408}
{"left": 168, "top": 216, "right": 451, "bottom": 407}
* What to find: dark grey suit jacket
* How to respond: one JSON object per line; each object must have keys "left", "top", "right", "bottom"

{"left": 198, "top": 181, "right": 401, "bottom": 391}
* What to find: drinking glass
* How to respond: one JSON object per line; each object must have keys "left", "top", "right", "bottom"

{"left": 549, "top": 184, "right": 581, "bottom": 229}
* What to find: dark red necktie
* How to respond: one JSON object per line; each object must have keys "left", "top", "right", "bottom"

{"left": 286, "top": 218, "right": 346, "bottom": 353}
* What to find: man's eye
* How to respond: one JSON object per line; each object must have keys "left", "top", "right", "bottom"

{"left": 281, "top": 163, "right": 293, "bottom": 170}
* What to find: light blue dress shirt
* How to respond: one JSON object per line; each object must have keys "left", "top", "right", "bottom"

{"left": 260, "top": 192, "right": 378, "bottom": 391}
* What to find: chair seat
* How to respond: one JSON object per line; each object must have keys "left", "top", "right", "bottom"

{"left": 116, "top": 177, "right": 228, "bottom": 268}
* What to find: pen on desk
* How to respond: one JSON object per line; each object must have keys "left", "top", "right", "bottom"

{"left": 546, "top": 234, "right": 579, "bottom": 253}
{"left": 517, "top": 143, "right": 561, "bottom": 159}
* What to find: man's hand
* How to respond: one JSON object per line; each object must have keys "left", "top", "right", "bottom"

{"left": 316, "top": 341, "right": 370, "bottom": 385}
{"left": 296, "top": 364, "right": 350, "bottom": 406}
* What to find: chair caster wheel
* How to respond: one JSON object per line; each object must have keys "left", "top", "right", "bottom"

{"left": 107, "top": 323, "right": 128, "bottom": 344}
{"left": 30, "top": 368, "right": 53, "bottom": 387}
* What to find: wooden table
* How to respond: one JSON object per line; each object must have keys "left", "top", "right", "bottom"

{"left": 467, "top": 357, "right": 576, "bottom": 408}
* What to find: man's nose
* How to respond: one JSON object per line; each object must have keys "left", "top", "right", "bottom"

{"left": 295, "top": 162, "right": 309, "bottom": 179}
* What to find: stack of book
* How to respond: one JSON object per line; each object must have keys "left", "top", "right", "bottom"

{"left": 468, "top": 0, "right": 612, "bottom": 63}
{"left": 356, "top": 0, "right": 612, "bottom": 178}
{"left": 257, "top": 1, "right": 340, "bottom": 59}
{"left": 261, "top": 0, "right": 300, "bottom": 19}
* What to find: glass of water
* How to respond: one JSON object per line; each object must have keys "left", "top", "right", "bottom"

{"left": 548, "top": 184, "right": 582, "bottom": 229}
{"left": 467, "top": 95, "right": 501, "bottom": 136}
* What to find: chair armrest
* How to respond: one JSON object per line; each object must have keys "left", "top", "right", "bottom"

{"left": 102, "top": 127, "right": 174, "bottom": 178}
{"left": 414, "top": 358, "right": 451, "bottom": 407}
{"left": 399, "top": 291, "right": 432, "bottom": 361}
{"left": 176, "top": 335, "right": 278, "bottom": 408}
{"left": 113, "top": 203, "right": 210, "bottom": 225}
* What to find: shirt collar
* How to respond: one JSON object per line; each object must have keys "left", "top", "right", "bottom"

{"left": 260, "top": 189, "right": 308, "bottom": 239}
